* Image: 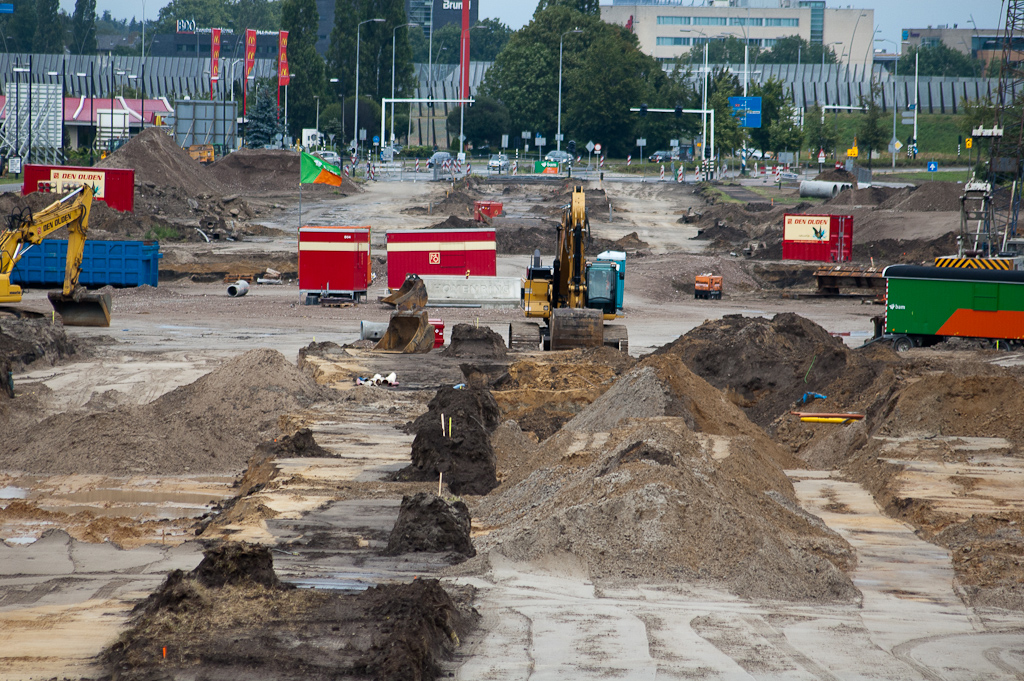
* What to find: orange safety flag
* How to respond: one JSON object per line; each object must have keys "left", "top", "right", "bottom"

{"left": 278, "top": 31, "right": 290, "bottom": 87}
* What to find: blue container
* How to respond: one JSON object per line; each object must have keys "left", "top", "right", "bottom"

{"left": 11, "top": 240, "right": 161, "bottom": 288}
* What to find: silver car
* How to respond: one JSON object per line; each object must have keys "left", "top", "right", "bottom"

{"left": 488, "top": 154, "right": 509, "bottom": 171}
{"left": 315, "top": 151, "right": 341, "bottom": 167}
{"left": 544, "top": 150, "right": 572, "bottom": 164}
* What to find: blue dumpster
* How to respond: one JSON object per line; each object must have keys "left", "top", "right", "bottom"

{"left": 10, "top": 240, "right": 161, "bottom": 288}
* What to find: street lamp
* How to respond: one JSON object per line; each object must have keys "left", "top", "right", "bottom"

{"left": 556, "top": 28, "right": 582, "bottom": 152}
{"left": 354, "top": 17, "right": 385, "bottom": 162}
{"left": 391, "top": 22, "right": 417, "bottom": 148}
{"left": 314, "top": 95, "right": 320, "bottom": 146}
{"left": 876, "top": 37, "right": 899, "bottom": 169}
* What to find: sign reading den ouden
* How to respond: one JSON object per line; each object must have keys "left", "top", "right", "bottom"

{"left": 782, "top": 213, "right": 853, "bottom": 262}
{"left": 22, "top": 165, "right": 136, "bottom": 212}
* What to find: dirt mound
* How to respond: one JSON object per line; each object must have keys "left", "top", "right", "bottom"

{"left": 2, "top": 348, "right": 332, "bottom": 475}
{"left": 591, "top": 231, "right": 650, "bottom": 253}
{"left": 430, "top": 189, "right": 479, "bottom": 217}
{"left": 442, "top": 323, "right": 507, "bottom": 359}
{"left": 825, "top": 186, "right": 903, "bottom": 206}
{"left": 193, "top": 542, "right": 280, "bottom": 589}
{"left": 879, "top": 181, "right": 963, "bottom": 212}
{"left": 492, "top": 346, "right": 637, "bottom": 442}
{"left": 654, "top": 314, "right": 850, "bottom": 428}
{"left": 107, "top": 549, "right": 474, "bottom": 681}
{"left": 853, "top": 231, "right": 958, "bottom": 264}
{"left": 427, "top": 214, "right": 477, "bottom": 230}
{"left": 394, "top": 386, "right": 501, "bottom": 495}
{"left": 474, "top": 418, "right": 856, "bottom": 599}
{"left": 385, "top": 492, "right": 476, "bottom": 560}
{"left": 99, "top": 127, "right": 222, "bottom": 196}
{"left": 0, "top": 313, "right": 76, "bottom": 369}
{"left": 494, "top": 220, "right": 556, "bottom": 254}
{"left": 255, "top": 428, "right": 334, "bottom": 458}
{"left": 814, "top": 168, "right": 857, "bottom": 186}
{"left": 211, "top": 148, "right": 359, "bottom": 195}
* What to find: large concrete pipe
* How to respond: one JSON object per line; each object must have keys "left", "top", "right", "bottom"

{"left": 799, "top": 180, "right": 853, "bottom": 199}
{"left": 360, "top": 320, "right": 389, "bottom": 341}
{"left": 227, "top": 280, "right": 250, "bottom": 297}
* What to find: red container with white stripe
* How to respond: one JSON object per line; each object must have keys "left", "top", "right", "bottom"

{"left": 299, "top": 227, "right": 372, "bottom": 296}
{"left": 385, "top": 228, "right": 497, "bottom": 290}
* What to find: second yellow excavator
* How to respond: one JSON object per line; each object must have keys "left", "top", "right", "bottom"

{"left": 0, "top": 185, "right": 112, "bottom": 326}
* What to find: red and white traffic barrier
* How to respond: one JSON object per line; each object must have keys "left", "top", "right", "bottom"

{"left": 415, "top": 158, "right": 420, "bottom": 172}
{"left": 626, "top": 155, "right": 631, "bottom": 166}
{"left": 599, "top": 156, "right": 605, "bottom": 168}
{"left": 660, "top": 164, "right": 665, "bottom": 181}
{"left": 677, "top": 166, "right": 684, "bottom": 183}
{"left": 512, "top": 161, "right": 518, "bottom": 176}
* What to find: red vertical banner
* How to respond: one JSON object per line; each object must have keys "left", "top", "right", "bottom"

{"left": 278, "top": 31, "right": 290, "bottom": 87}
{"left": 210, "top": 28, "right": 221, "bottom": 100}
{"left": 460, "top": 1, "right": 470, "bottom": 100}
{"left": 244, "top": 29, "right": 257, "bottom": 118}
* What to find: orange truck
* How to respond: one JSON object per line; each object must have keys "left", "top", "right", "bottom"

{"left": 694, "top": 273, "right": 722, "bottom": 300}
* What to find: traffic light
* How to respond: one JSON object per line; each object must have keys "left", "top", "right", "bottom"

{"left": 568, "top": 140, "right": 576, "bottom": 155}
{"left": 675, "top": 105, "right": 683, "bottom": 118}
{"left": 639, "top": 103, "right": 648, "bottom": 117}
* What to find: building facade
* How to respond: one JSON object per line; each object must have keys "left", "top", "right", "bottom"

{"left": 601, "top": 1, "right": 874, "bottom": 67}
{"left": 900, "top": 26, "right": 1015, "bottom": 70}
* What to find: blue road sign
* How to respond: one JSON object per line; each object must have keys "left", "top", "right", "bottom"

{"left": 728, "top": 96, "right": 762, "bottom": 128}
{"left": 927, "top": 161, "right": 938, "bottom": 172}
{"left": 0, "top": 4, "right": 13, "bottom": 13}
{"left": 372, "top": 135, "right": 380, "bottom": 145}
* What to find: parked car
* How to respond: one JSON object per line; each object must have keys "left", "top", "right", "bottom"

{"left": 315, "top": 151, "right": 341, "bottom": 167}
{"left": 648, "top": 150, "right": 673, "bottom": 163}
{"left": 488, "top": 154, "right": 509, "bottom": 171}
{"left": 544, "top": 150, "right": 572, "bottom": 164}
{"left": 427, "top": 151, "right": 452, "bottom": 168}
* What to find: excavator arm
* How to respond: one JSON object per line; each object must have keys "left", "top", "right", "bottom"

{"left": 0, "top": 186, "right": 111, "bottom": 326}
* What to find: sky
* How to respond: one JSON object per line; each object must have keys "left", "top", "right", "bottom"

{"left": 69, "top": 0, "right": 1006, "bottom": 54}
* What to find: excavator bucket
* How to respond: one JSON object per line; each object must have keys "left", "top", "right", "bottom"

{"left": 549, "top": 308, "right": 604, "bottom": 351}
{"left": 47, "top": 289, "right": 112, "bottom": 327}
{"left": 374, "top": 311, "right": 435, "bottom": 353}
{"left": 381, "top": 274, "right": 428, "bottom": 311}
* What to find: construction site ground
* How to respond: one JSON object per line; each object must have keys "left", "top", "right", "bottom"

{"left": 2, "top": 154, "right": 1023, "bottom": 680}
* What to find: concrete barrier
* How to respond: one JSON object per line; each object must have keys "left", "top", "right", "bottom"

{"left": 419, "top": 275, "right": 520, "bottom": 306}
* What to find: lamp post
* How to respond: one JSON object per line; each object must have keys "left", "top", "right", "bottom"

{"left": 556, "top": 28, "right": 582, "bottom": 152}
{"left": 354, "top": 17, "right": 385, "bottom": 162}
{"left": 314, "top": 95, "right": 320, "bottom": 146}
{"left": 13, "top": 63, "right": 28, "bottom": 169}
{"left": 391, "top": 22, "right": 417, "bottom": 148}
{"left": 876, "top": 37, "right": 898, "bottom": 169}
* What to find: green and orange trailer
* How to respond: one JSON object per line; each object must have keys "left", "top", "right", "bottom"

{"left": 871, "top": 265, "right": 1024, "bottom": 351}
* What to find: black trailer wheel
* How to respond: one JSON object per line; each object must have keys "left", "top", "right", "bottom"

{"left": 893, "top": 336, "right": 913, "bottom": 352}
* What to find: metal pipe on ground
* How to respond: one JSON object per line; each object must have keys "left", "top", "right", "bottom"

{"left": 360, "top": 321, "right": 389, "bottom": 341}
{"left": 227, "top": 280, "right": 249, "bottom": 297}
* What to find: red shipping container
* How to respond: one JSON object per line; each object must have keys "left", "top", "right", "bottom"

{"left": 299, "top": 227, "right": 371, "bottom": 296}
{"left": 385, "top": 228, "right": 496, "bottom": 290}
{"left": 781, "top": 214, "right": 853, "bottom": 262}
{"left": 23, "top": 164, "right": 135, "bottom": 212}
{"left": 473, "top": 201, "right": 504, "bottom": 221}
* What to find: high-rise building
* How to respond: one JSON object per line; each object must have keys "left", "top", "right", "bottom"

{"left": 602, "top": 1, "right": 874, "bottom": 66}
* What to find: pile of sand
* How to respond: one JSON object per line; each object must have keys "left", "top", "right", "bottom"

{"left": 493, "top": 219, "right": 649, "bottom": 256}
{"left": 814, "top": 168, "right": 857, "bottom": 186}
{"left": 1, "top": 349, "right": 333, "bottom": 475}
{"left": 0, "top": 313, "right": 76, "bottom": 369}
{"left": 654, "top": 314, "right": 851, "bottom": 428}
{"left": 99, "top": 127, "right": 223, "bottom": 196}
{"left": 211, "top": 148, "right": 360, "bottom": 195}
{"left": 878, "top": 181, "right": 963, "bottom": 212}
{"left": 394, "top": 386, "right": 501, "bottom": 495}
{"left": 825, "top": 186, "right": 904, "bottom": 206}
{"left": 255, "top": 428, "right": 335, "bottom": 458}
{"left": 427, "top": 215, "right": 477, "bottom": 230}
{"left": 492, "top": 347, "right": 637, "bottom": 441}
{"left": 0, "top": 189, "right": 178, "bottom": 241}
{"left": 385, "top": 492, "right": 475, "bottom": 560}
{"left": 474, "top": 411, "right": 856, "bottom": 599}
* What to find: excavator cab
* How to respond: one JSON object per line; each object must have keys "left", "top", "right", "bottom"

{"left": 584, "top": 262, "right": 618, "bottom": 317}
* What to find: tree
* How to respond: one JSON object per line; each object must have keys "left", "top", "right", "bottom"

{"left": 707, "top": 70, "right": 744, "bottom": 155}
{"left": 857, "top": 82, "right": 887, "bottom": 169}
{"left": 10, "top": 0, "right": 36, "bottom": 53}
{"left": 70, "top": 0, "right": 96, "bottom": 55}
{"left": 281, "top": 0, "right": 326, "bottom": 136}
{"left": 759, "top": 36, "right": 837, "bottom": 65}
{"left": 804, "top": 104, "right": 837, "bottom": 156}
{"left": 692, "top": 36, "right": 751, "bottom": 65}
{"left": 747, "top": 77, "right": 787, "bottom": 153}
{"left": 154, "top": 0, "right": 232, "bottom": 36}
{"left": 33, "top": 0, "right": 63, "bottom": 53}
{"left": 535, "top": 0, "right": 599, "bottom": 16}
{"left": 471, "top": 18, "right": 512, "bottom": 62}
{"left": 898, "top": 42, "right": 984, "bottom": 78}
{"left": 327, "top": 0, "right": 414, "bottom": 108}
{"left": 427, "top": 23, "right": 461, "bottom": 64}
{"left": 246, "top": 84, "right": 285, "bottom": 147}
{"left": 445, "top": 96, "right": 510, "bottom": 148}
{"left": 231, "top": 0, "right": 281, "bottom": 32}
{"left": 767, "top": 101, "right": 802, "bottom": 156}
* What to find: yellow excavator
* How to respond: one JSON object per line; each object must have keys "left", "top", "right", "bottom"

{"left": 512, "top": 185, "right": 627, "bottom": 351}
{"left": 0, "top": 185, "right": 112, "bottom": 326}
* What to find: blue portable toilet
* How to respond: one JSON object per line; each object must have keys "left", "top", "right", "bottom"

{"left": 596, "top": 250, "right": 625, "bottom": 310}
